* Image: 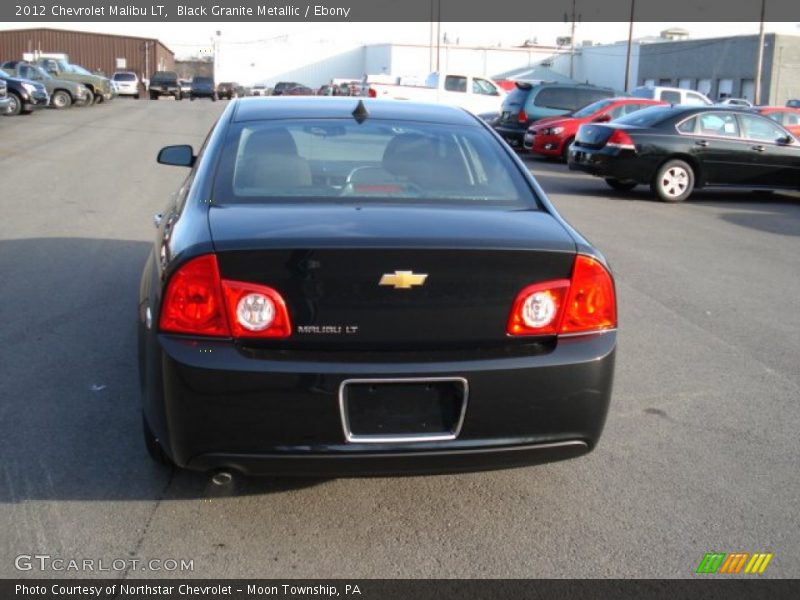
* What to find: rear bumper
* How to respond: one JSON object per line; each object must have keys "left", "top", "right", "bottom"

{"left": 145, "top": 331, "right": 616, "bottom": 476}
{"left": 493, "top": 124, "right": 527, "bottom": 149}
{"left": 568, "top": 146, "right": 647, "bottom": 182}
{"left": 190, "top": 440, "right": 590, "bottom": 477}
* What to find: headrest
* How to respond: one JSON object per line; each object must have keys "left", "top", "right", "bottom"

{"left": 243, "top": 127, "right": 298, "bottom": 156}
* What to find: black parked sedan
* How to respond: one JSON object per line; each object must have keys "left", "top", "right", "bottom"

{"left": 568, "top": 105, "right": 800, "bottom": 202}
{"left": 139, "top": 98, "right": 616, "bottom": 477}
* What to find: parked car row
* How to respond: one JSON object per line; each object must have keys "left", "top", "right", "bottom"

{"left": 489, "top": 80, "right": 800, "bottom": 203}
{"left": 1, "top": 57, "right": 119, "bottom": 116}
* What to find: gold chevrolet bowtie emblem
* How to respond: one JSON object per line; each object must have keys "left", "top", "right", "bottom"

{"left": 379, "top": 271, "right": 428, "bottom": 289}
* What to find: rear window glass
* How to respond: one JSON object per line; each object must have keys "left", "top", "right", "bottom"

{"left": 213, "top": 119, "right": 534, "bottom": 208}
{"left": 502, "top": 86, "right": 531, "bottom": 108}
{"left": 572, "top": 98, "right": 615, "bottom": 118}
{"left": 113, "top": 73, "right": 136, "bottom": 81}
{"left": 614, "top": 106, "right": 676, "bottom": 127}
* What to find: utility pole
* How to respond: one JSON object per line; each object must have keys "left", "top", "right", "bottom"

{"left": 143, "top": 41, "right": 150, "bottom": 81}
{"left": 429, "top": 1, "right": 434, "bottom": 72}
{"left": 623, "top": 0, "right": 636, "bottom": 91}
{"left": 566, "top": 0, "right": 579, "bottom": 79}
{"left": 436, "top": 0, "right": 442, "bottom": 72}
{"left": 754, "top": 0, "right": 766, "bottom": 104}
{"left": 213, "top": 30, "right": 221, "bottom": 85}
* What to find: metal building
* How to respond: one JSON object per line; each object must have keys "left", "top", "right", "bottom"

{"left": 637, "top": 33, "right": 800, "bottom": 104}
{"left": 0, "top": 27, "right": 174, "bottom": 80}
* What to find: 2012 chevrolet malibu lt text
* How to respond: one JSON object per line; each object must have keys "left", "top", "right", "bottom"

{"left": 138, "top": 97, "right": 617, "bottom": 476}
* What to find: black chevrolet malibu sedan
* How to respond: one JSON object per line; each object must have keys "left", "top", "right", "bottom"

{"left": 568, "top": 104, "right": 800, "bottom": 202}
{"left": 138, "top": 97, "right": 617, "bottom": 476}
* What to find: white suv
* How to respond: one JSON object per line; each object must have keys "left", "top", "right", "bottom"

{"left": 112, "top": 71, "right": 140, "bottom": 98}
{"left": 631, "top": 86, "right": 712, "bottom": 106}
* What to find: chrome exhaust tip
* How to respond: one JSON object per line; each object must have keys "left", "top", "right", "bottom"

{"left": 211, "top": 470, "right": 233, "bottom": 486}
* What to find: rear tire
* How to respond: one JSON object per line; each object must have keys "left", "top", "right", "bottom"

{"left": 651, "top": 159, "right": 694, "bottom": 202}
{"left": 143, "top": 413, "right": 174, "bottom": 467}
{"left": 605, "top": 177, "right": 638, "bottom": 191}
{"left": 150, "top": 91, "right": 157, "bottom": 100}
{"left": 83, "top": 87, "right": 95, "bottom": 106}
{"left": 51, "top": 90, "right": 72, "bottom": 109}
{"left": 94, "top": 93, "right": 104, "bottom": 104}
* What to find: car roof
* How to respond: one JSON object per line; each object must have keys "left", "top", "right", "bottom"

{"left": 642, "top": 104, "right": 766, "bottom": 119}
{"left": 232, "top": 97, "right": 480, "bottom": 126}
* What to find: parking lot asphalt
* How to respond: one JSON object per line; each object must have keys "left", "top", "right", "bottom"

{"left": 1, "top": 99, "right": 798, "bottom": 579}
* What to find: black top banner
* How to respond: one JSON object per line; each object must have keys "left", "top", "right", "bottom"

{"left": 3, "top": 0, "right": 800, "bottom": 22}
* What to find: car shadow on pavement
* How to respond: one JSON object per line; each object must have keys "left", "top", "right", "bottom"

{"left": 0, "top": 237, "right": 326, "bottom": 503}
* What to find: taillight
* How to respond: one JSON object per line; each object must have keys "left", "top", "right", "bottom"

{"left": 560, "top": 255, "right": 616, "bottom": 334}
{"left": 606, "top": 129, "right": 636, "bottom": 150}
{"left": 159, "top": 255, "right": 230, "bottom": 336}
{"left": 221, "top": 280, "right": 292, "bottom": 338}
{"left": 368, "top": 87, "right": 376, "bottom": 98}
{"left": 507, "top": 280, "right": 570, "bottom": 336}
{"left": 517, "top": 109, "right": 528, "bottom": 124}
{"left": 507, "top": 255, "right": 616, "bottom": 337}
{"left": 159, "top": 254, "right": 292, "bottom": 338}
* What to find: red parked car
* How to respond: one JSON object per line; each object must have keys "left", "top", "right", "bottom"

{"left": 755, "top": 106, "right": 800, "bottom": 137}
{"left": 524, "top": 97, "right": 664, "bottom": 161}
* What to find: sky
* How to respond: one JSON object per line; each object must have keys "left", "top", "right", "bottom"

{"left": 2, "top": 21, "right": 799, "bottom": 59}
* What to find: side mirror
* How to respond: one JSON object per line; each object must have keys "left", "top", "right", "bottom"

{"left": 157, "top": 145, "right": 195, "bottom": 167}
{"left": 778, "top": 135, "right": 794, "bottom": 145}
{"left": 593, "top": 114, "right": 611, "bottom": 123}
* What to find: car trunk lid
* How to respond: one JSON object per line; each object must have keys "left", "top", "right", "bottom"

{"left": 208, "top": 204, "right": 576, "bottom": 347}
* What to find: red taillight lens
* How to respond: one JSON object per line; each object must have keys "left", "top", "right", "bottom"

{"left": 561, "top": 255, "right": 616, "bottom": 334}
{"left": 159, "top": 254, "right": 230, "bottom": 336}
{"left": 517, "top": 109, "right": 528, "bottom": 124}
{"left": 368, "top": 87, "right": 376, "bottom": 98}
{"left": 221, "top": 280, "right": 292, "bottom": 338}
{"left": 159, "top": 254, "right": 293, "bottom": 338}
{"left": 507, "top": 280, "right": 570, "bottom": 336}
{"left": 507, "top": 255, "right": 616, "bottom": 337}
{"left": 606, "top": 129, "right": 636, "bottom": 149}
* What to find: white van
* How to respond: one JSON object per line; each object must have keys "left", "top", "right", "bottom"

{"left": 631, "top": 86, "right": 712, "bottom": 106}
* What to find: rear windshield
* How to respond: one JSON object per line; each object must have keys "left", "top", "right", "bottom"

{"left": 613, "top": 105, "right": 676, "bottom": 127}
{"left": 113, "top": 73, "right": 136, "bottom": 81}
{"left": 572, "top": 98, "right": 616, "bottom": 117}
{"left": 213, "top": 119, "right": 534, "bottom": 208}
{"left": 502, "top": 86, "right": 531, "bottom": 108}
